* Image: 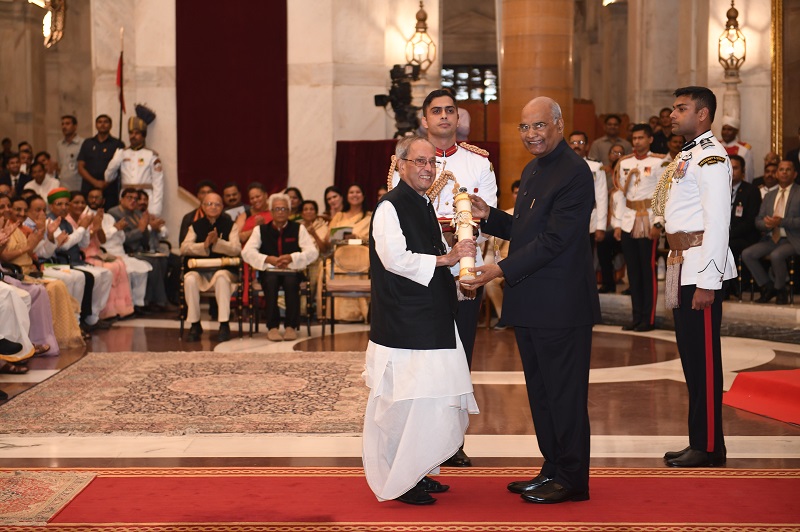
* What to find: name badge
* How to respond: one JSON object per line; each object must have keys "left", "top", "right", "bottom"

{"left": 735, "top": 204, "right": 744, "bottom": 217}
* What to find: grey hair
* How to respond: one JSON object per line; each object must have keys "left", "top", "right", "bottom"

{"left": 549, "top": 100, "right": 563, "bottom": 122}
{"left": 395, "top": 136, "right": 434, "bottom": 160}
{"left": 268, "top": 193, "right": 291, "bottom": 210}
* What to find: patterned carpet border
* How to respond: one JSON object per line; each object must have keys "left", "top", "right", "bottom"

{"left": 0, "top": 471, "right": 95, "bottom": 526}
{"left": 0, "top": 351, "right": 367, "bottom": 435}
{"left": 0, "top": 524, "right": 797, "bottom": 531}
{"left": 6, "top": 467, "right": 797, "bottom": 479}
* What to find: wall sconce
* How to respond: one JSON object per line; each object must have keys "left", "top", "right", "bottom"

{"left": 718, "top": 1, "right": 746, "bottom": 74}
{"left": 28, "top": 0, "right": 66, "bottom": 48}
{"left": 405, "top": 1, "right": 436, "bottom": 75}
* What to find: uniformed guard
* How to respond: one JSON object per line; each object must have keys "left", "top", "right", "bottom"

{"left": 611, "top": 124, "right": 665, "bottom": 332}
{"left": 718, "top": 116, "right": 755, "bottom": 184}
{"left": 389, "top": 88, "right": 498, "bottom": 467}
{"left": 652, "top": 86, "right": 736, "bottom": 468}
{"left": 104, "top": 104, "right": 165, "bottom": 217}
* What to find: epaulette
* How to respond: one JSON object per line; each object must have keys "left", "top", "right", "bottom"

{"left": 459, "top": 142, "right": 489, "bottom": 158}
{"left": 618, "top": 152, "right": 635, "bottom": 161}
{"left": 740, "top": 141, "right": 752, "bottom": 149}
{"left": 587, "top": 157, "right": 601, "bottom": 163}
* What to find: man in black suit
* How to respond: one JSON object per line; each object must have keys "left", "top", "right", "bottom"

{"left": 0, "top": 153, "right": 32, "bottom": 196}
{"left": 785, "top": 127, "right": 800, "bottom": 174}
{"left": 728, "top": 154, "right": 762, "bottom": 297}
{"left": 465, "top": 97, "right": 601, "bottom": 504}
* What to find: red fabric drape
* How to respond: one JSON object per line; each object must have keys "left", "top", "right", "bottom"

{"left": 176, "top": 2, "right": 288, "bottom": 196}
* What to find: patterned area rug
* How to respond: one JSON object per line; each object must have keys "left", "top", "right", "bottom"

{"left": 0, "top": 351, "right": 367, "bottom": 434}
{"left": 0, "top": 471, "right": 95, "bottom": 525}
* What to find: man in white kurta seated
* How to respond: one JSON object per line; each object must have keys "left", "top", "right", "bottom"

{"left": 180, "top": 193, "right": 242, "bottom": 342}
{"left": 363, "top": 136, "right": 479, "bottom": 505}
{"left": 242, "top": 193, "right": 318, "bottom": 342}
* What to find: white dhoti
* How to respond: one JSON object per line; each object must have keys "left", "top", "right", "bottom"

{"left": 121, "top": 255, "right": 152, "bottom": 307}
{"left": 0, "top": 283, "right": 35, "bottom": 363}
{"left": 74, "top": 264, "right": 113, "bottom": 324}
{"left": 362, "top": 323, "right": 479, "bottom": 502}
{"left": 183, "top": 270, "right": 237, "bottom": 323}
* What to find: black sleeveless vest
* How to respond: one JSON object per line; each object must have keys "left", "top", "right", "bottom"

{"left": 369, "top": 179, "right": 457, "bottom": 349}
{"left": 258, "top": 221, "right": 301, "bottom": 256}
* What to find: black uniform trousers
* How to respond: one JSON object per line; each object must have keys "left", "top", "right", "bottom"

{"left": 455, "top": 286, "right": 484, "bottom": 369}
{"left": 515, "top": 324, "right": 592, "bottom": 492}
{"left": 673, "top": 284, "right": 725, "bottom": 453}
{"left": 261, "top": 271, "right": 301, "bottom": 329}
{"left": 620, "top": 232, "right": 657, "bottom": 326}
{"left": 596, "top": 232, "right": 620, "bottom": 290}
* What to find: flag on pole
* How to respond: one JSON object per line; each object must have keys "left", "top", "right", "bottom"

{"left": 116, "top": 50, "right": 126, "bottom": 114}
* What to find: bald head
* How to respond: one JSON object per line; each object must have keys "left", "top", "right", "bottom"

{"left": 518, "top": 97, "right": 565, "bottom": 158}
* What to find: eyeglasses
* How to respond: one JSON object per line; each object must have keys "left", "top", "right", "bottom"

{"left": 569, "top": 140, "right": 586, "bottom": 146}
{"left": 402, "top": 157, "right": 441, "bottom": 168}
{"left": 518, "top": 122, "right": 550, "bottom": 133}
{"left": 610, "top": 151, "right": 624, "bottom": 156}
{"left": 202, "top": 202, "right": 222, "bottom": 207}
{"left": 272, "top": 206, "right": 289, "bottom": 212}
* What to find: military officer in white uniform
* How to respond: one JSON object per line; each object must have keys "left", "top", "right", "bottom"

{"left": 105, "top": 115, "right": 165, "bottom": 218}
{"left": 612, "top": 124, "right": 665, "bottom": 332}
{"left": 718, "top": 116, "right": 755, "bottom": 184}
{"left": 568, "top": 131, "right": 608, "bottom": 245}
{"left": 390, "top": 88, "right": 497, "bottom": 467}
{"left": 653, "top": 86, "right": 736, "bottom": 468}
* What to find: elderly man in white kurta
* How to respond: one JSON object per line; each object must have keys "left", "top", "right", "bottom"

{"left": 180, "top": 193, "right": 242, "bottom": 343}
{"left": 364, "top": 136, "right": 479, "bottom": 505}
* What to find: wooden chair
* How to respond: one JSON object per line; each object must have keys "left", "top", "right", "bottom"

{"left": 178, "top": 257, "right": 249, "bottom": 338}
{"left": 320, "top": 241, "right": 371, "bottom": 336}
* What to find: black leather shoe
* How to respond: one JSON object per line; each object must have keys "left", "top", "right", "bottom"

{"left": 757, "top": 283, "right": 777, "bottom": 304}
{"left": 663, "top": 446, "right": 690, "bottom": 461}
{"left": 396, "top": 484, "right": 436, "bottom": 505}
{"left": 776, "top": 291, "right": 789, "bottom": 305}
{"left": 598, "top": 285, "right": 616, "bottom": 294}
{"left": 621, "top": 288, "right": 631, "bottom": 295}
{"left": 418, "top": 476, "right": 449, "bottom": 493}
{"left": 634, "top": 323, "right": 655, "bottom": 332}
{"left": 134, "top": 305, "right": 151, "bottom": 316}
{"left": 442, "top": 446, "right": 471, "bottom": 467}
{"left": 621, "top": 321, "right": 639, "bottom": 331}
{"left": 666, "top": 448, "right": 726, "bottom": 467}
{"left": 186, "top": 322, "right": 203, "bottom": 342}
{"left": 216, "top": 322, "right": 231, "bottom": 342}
{"left": 507, "top": 473, "right": 553, "bottom": 494}
{"left": 521, "top": 482, "right": 589, "bottom": 504}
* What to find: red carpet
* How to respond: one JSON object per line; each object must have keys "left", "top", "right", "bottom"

{"left": 724, "top": 369, "right": 800, "bottom": 425}
{"left": 6, "top": 467, "right": 792, "bottom": 531}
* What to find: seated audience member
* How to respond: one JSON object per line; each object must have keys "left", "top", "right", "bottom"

{"left": 753, "top": 153, "right": 782, "bottom": 188}
{"left": 758, "top": 162, "right": 780, "bottom": 199}
{"left": 34, "top": 151, "right": 59, "bottom": 181}
{"left": 242, "top": 193, "right": 318, "bottom": 341}
{"left": 321, "top": 185, "right": 344, "bottom": 222}
{"left": 238, "top": 182, "right": 272, "bottom": 244}
{"left": 664, "top": 133, "right": 685, "bottom": 162}
{"left": 786, "top": 126, "right": 800, "bottom": 173}
{"left": 18, "top": 146, "right": 33, "bottom": 176}
{"left": 222, "top": 182, "right": 249, "bottom": 220}
{"left": 728, "top": 155, "right": 762, "bottom": 297}
{"left": 179, "top": 180, "right": 215, "bottom": 245}
{"left": 48, "top": 188, "right": 114, "bottom": 331}
{"left": 329, "top": 184, "right": 372, "bottom": 240}
{"left": 137, "top": 190, "right": 169, "bottom": 250}
{"left": 23, "top": 161, "right": 61, "bottom": 198}
{"left": 2, "top": 195, "right": 83, "bottom": 348}
{"left": 180, "top": 192, "right": 241, "bottom": 342}
{"left": 299, "top": 199, "right": 329, "bottom": 306}
{"left": 0, "top": 184, "right": 10, "bottom": 196}
{"left": 284, "top": 187, "right": 304, "bottom": 221}
{"left": 67, "top": 190, "right": 134, "bottom": 320}
{"left": 88, "top": 188, "right": 152, "bottom": 313}
{"left": 1, "top": 153, "right": 31, "bottom": 195}
{"left": 742, "top": 160, "right": 800, "bottom": 305}
{"left": 109, "top": 187, "right": 170, "bottom": 312}
{"left": 376, "top": 184, "right": 388, "bottom": 203}
{"left": 0, "top": 282, "right": 37, "bottom": 371}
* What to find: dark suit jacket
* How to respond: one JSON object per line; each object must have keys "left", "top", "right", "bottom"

{"left": 786, "top": 147, "right": 800, "bottom": 174}
{"left": 755, "top": 183, "right": 800, "bottom": 254}
{"left": 482, "top": 139, "right": 601, "bottom": 328}
{"left": 0, "top": 172, "right": 32, "bottom": 196}
{"left": 729, "top": 181, "right": 762, "bottom": 253}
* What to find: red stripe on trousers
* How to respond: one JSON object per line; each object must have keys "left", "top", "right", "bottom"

{"left": 703, "top": 306, "right": 714, "bottom": 452}
{"left": 649, "top": 239, "right": 658, "bottom": 325}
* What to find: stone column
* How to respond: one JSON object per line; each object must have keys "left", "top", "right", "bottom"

{"left": 498, "top": 0, "right": 573, "bottom": 209}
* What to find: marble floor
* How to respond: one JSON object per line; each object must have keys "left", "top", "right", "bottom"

{"left": 1, "top": 306, "right": 799, "bottom": 471}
